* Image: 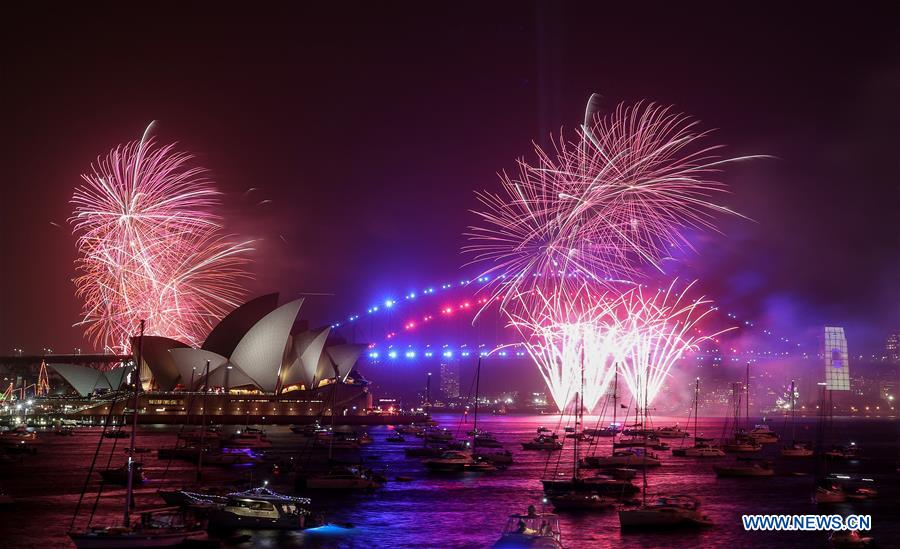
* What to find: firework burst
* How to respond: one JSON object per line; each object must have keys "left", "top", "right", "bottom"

{"left": 70, "top": 124, "right": 253, "bottom": 352}
{"left": 613, "top": 280, "right": 731, "bottom": 406}
{"left": 505, "top": 282, "right": 623, "bottom": 412}
{"left": 466, "top": 100, "right": 759, "bottom": 312}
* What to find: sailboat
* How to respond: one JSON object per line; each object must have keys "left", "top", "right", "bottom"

{"left": 468, "top": 357, "right": 502, "bottom": 470}
{"left": 720, "top": 379, "right": 761, "bottom": 453}
{"left": 583, "top": 365, "right": 621, "bottom": 439}
{"left": 545, "top": 356, "right": 637, "bottom": 504}
{"left": 780, "top": 380, "right": 813, "bottom": 457}
{"left": 713, "top": 457, "right": 775, "bottom": 477}
{"left": 68, "top": 321, "right": 207, "bottom": 548}
{"left": 584, "top": 367, "right": 663, "bottom": 469}
{"left": 619, "top": 368, "right": 712, "bottom": 530}
{"left": 672, "top": 378, "right": 725, "bottom": 458}
{"left": 812, "top": 385, "right": 848, "bottom": 505}
{"left": 619, "top": 494, "right": 713, "bottom": 530}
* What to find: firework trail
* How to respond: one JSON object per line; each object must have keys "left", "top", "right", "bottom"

{"left": 506, "top": 279, "right": 727, "bottom": 411}
{"left": 70, "top": 124, "right": 253, "bottom": 352}
{"left": 506, "top": 281, "right": 622, "bottom": 412}
{"left": 613, "top": 280, "right": 732, "bottom": 406}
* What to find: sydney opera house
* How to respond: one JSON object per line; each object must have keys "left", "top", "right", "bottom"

{"left": 45, "top": 294, "right": 377, "bottom": 424}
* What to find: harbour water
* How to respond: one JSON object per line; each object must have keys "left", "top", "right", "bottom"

{"left": 0, "top": 414, "right": 897, "bottom": 548}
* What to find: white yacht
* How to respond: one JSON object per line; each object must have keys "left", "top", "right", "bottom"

{"left": 747, "top": 424, "right": 779, "bottom": 444}
{"left": 521, "top": 435, "right": 563, "bottom": 451}
{"left": 493, "top": 509, "right": 562, "bottom": 548}
{"left": 208, "top": 487, "right": 314, "bottom": 530}
{"left": 654, "top": 425, "right": 691, "bottom": 439}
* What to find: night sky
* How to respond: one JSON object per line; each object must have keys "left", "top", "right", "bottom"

{"left": 3, "top": 2, "right": 898, "bottom": 355}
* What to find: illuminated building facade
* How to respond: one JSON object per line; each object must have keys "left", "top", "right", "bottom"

{"left": 886, "top": 331, "right": 900, "bottom": 363}
{"left": 824, "top": 326, "right": 850, "bottom": 391}
{"left": 440, "top": 360, "right": 460, "bottom": 399}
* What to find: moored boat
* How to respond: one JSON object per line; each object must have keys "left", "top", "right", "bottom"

{"left": 549, "top": 491, "right": 616, "bottom": 512}
{"left": 423, "top": 450, "right": 473, "bottom": 472}
{"left": 225, "top": 427, "right": 272, "bottom": 449}
{"left": 208, "top": 487, "right": 315, "bottom": 530}
{"left": 747, "top": 424, "right": 779, "bottom": 444}
{"left": 619, "top": 495, "right": 713, "bottom": 530}
{"left": 780, "top": 443, "right": 814, "bottom": 457}
{"left": 99, "top": 463, "right": 146, "bottom": 485}
{"left": 69, "top": 508, "right": 207, "bottom": 548}
{"left": 541, "top": 475, "right": 639, "bottom": 497}
{"left": 475, "top": 449, "right": 514, "bottom": 465}
{"left": 522, "top": 435, "right": 563, "bottom": 451}
{"left": 713, "top": 459, "right": 775, "bottom": 477}
{"left": 69, "top": 325, "right": 208, "bottom": 548}
{"left": 721, "top": 438, "right": 762, "bottom": 453}
{"left": 300, "top": 465, "right": 384, "bottom": 490}
{"left": 583, "top": 448, "right": 661, "bottom": 468}
{"left": 673, "top": 442, "right": 726, "bottom": 458}
{"left": 654, "top": 425, "right": 691, "bottom": 439}
{"left": 493, "top": 507, "right": 562, "bottom": 548}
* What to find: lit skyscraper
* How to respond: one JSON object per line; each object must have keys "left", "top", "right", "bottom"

{"left": 824, "top": 326, "right": 850, "bottom": 391}
{"left": 440, "top": 360, "right": 460, "bottom": 399}
{"left": 886, "top": 331, "right": 900, "bottom": 363}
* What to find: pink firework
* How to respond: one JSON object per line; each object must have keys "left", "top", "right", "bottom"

{"left": 505, "top": 281, "right": 623, "bottom": 412}
{"left": 465, "top": 100, "right": 759, "bottom": 313}
{"left": 70, "top": 125, "right": 253, "bottom": 352}
{"left": 612, "top": 280, "right": 731, "bottom": 407}
{"left": 507, "top": 279, "right": 728, "bottom": 412}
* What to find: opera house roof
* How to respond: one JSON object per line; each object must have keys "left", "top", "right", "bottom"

{"left": 50, "top": 294, "right": 368, "bottom": 396}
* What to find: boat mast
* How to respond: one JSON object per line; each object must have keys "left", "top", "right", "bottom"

{"left": 640, "top": 366, "right": 648, "bottom": 506}
{"left": 328, "top": 374, "right": 338, "bottom": 461}
{"left": 124, "top": 319, "right": 144, "bottom": 527}
{"left": 612, "top": 364, "right": 618, "bottom": 437}
{"left": 574, "top": 345, "right": 584, "bottom": 480}
{"left": 789, "top": 380, "right": 796, "bottom": 443}
{"left": 473, "top": 357, "right": 481, "bottom": 447}
{"left": 694, "top": 377, "right": 699, "bottom": 441}
{"left": 197, "top": 359, "right": 211, "bottom": 482}
{"left": 745, "top": 362, "right": 750, "bottom": 431}
{"left": 732, "top": 382, "right": 741, "bottom": 439}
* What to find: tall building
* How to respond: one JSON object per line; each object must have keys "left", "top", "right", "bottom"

{"left": 886, "top": 331, "right": 900, "bottom": 363}
{"left": 440, "top": 360, "right": 460, "bottom": 399}
{"left": 824, "top": 326, "right": 850, "bottom": 391}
